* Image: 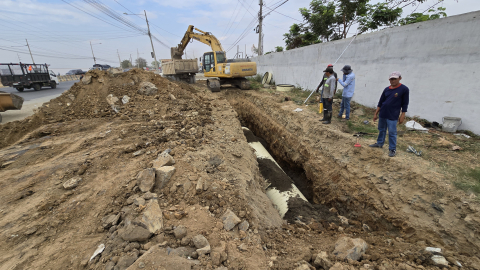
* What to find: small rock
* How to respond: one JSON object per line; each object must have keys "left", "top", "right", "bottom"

{"left": 142, "top": 192, "right": 158, "bottom": 200}
{"left": 126, "top": 194, "right": 140, "bottom": 205}
{"left": 333, "top": 236, "right": 368, "bottom": 261}
{"left": 133, "top": 150, "right": 145, "bottom": 157}
{"left": 220, "top": 209, "right": 241, "bottom": 231}
{"left": 294, "top": 264, "right": 312, "bottom": 270}
{"left": 169, "top": 247, "right": 196, "bottom": 258}
{"left": 137, "top": 168, "right": 156, "bottom": 193}
{"left": 120, "top": 224, "right": 152, "bottom": 242}
{"left": 116, "top": 253, "right": 138, "bottom": 270}
{"left": 169, "top": 94, "right": 176, "bottom": 100}
{"left": 338, "top": 215, "right": 349, "bottom": 225}
{"left": 425, "top": 247, "right": 442, "bottom": 254}
{"left": 196, "top": 178, "right": 204, "bottom": 194}
{"left": 24, "top": 227, "right": 37, "bottom": 236}
{"left": 192, "top": 234, "right": 209, "bottom": 249}
{"left": 314, "top": 251, "right": 333, "bottom": 270}
{"left": 238, "top": 220, "right": 249, "bottom": 231}
{"left": 106, "top": 94, "right": 118, "bottom": 105}
{"left": 154, "top": 166, "right": 176, "bottom": 189}
{"left": 174, "top": 225, "right": 188, "bottom": 239}
{"left": 102, "top": 214, "right": 120, "bottom": 229}
{"left": 134, "top": 197, "right": 146, "bottom": 207}
{"left": 105, "top": 261, "right": 115, "bottom": 270}
{"left": 63, "top": 177, "right": 82, "bottom": 190}
{"left": 431, "top": 255, "right": 449, "bottom": 268}
{"left": 138, "top": 82, "right": 158, "bottom": 96}
{"left": 181, "top": 237, "right": 191, "bottom": 246}
{"left": 82, "top": 75, "right": 92, "bottom": 85}
{"left": 238, "top": 243, "right": 248, "bottom": 252}
{"left": 143, "top": 242, "right": 154, "bottom": 251}
{"left": 197, "top": 245, "right": 211, "bottom": 256}
{"left": 152, "top": 151, "right": 175, "bottom": 167}
{"left": 122, "top": 95, "right": 130, "bottom": 104}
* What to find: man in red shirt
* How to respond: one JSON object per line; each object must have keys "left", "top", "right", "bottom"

{"left": 370, "top": 71, "right": 410, "bottom": 157}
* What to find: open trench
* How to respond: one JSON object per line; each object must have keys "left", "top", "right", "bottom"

{"left": 222, "top": 89, "right": 480, "bottom": 261}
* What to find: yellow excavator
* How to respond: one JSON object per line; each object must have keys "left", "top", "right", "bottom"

{"left": 171, "top": 25, "right": 257, "bottom": 92}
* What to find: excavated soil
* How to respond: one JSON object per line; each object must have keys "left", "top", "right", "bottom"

{"left": 0, "top": 70, "right": 479, "bottom": 270}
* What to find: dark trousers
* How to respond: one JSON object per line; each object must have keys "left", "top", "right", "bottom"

{"left": 323, "top": 98, "right": 332, "bottom": 111}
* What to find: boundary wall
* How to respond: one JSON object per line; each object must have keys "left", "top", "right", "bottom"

{"left": 254, "top": 11, "right": 480, "bottom": 134}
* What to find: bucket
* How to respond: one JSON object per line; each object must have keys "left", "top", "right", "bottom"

{"left": 442, "top": 117, "right": 462, "bottom": 133}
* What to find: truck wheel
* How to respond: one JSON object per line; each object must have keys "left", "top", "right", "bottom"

{"left": 33, "top": 83, "right": 41, "bottom": 91}
{"left": 16, "top": 87, "right": 24, "bottom": 92}
{"left": 50, "top": 81, "right": 57, "bottom": 89}
{"left": 190, "top": 76, "right": 196, "bottom": 84}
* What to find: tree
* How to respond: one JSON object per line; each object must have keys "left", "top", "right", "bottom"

{"left": 284, "top": 0, "right": 440, "bottom": 50}
{"left": 275, "top": 46, "right": 284, "bottom": 52}
{"left": 398, "top": 7, "right": 447, "bottom": 25}
{"left": 135, "top": 57, "right": 147, "bottom": 69}
{"left": 121, "top": 60, "right": 132, "bottom": 68}
{"left": 151, "top": 60, "right": 160, "bottom": 68}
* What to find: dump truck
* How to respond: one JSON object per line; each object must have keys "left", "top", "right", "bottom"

{"left": 161, "top": 59, "right": 198, "bottom": 84}
{"left": 0, "top": 63, "right": 59, "bottom": 92}
{"left": 170, "top": 25, "right": 257, "bottom": 92}
{"left": 0, "top": 91, "right": 24, "bottom": 123}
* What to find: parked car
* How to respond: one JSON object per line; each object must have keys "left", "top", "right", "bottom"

{"left": 93, "top": 64, "right": 111, "bottom": 70}
{"left": 66, "top": 69, "right": 86, "bottom": 75}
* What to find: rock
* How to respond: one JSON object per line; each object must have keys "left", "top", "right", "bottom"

{"left": 154, "top": 166, "right": 176, "bottom": 189}
{"left": 314, "top": 251, "right": 333, "bottom": 270}
{"left": 153, "top": 151, "right": 175, "bottom": 167}
{"left": 425, "top": 247, "right": 442, "bottom": 255}
{"left": 106, "top": 94, "right": 119, "bottom": 105}
{"left": 330, "top": 262, "right": 356, "bottom": 270}
{"left": 181, "top": 237, "right": 191, "bottom": 246}
{"left": 197, "top": 245, "right": 211, "bottom": 256}
{"left": 333, "top": 236, "right": 368, "bottom": 261}
{"left": 169, "top": 94, "right": 176, "bottom": 100}
{"left": 116, "top": 253, "right": 138, "bottom": 270}
{"left": 183, "top": 181, "right": 192, "bottom": 193}
{"left": 338, "top": 215, "right": 349, "bottom": 225}
{"left": 238, "top": 243, "right": 248, "bottom": 252}
{"left": 125, "top": 245, "right": 197, "bottom": 270}
{"left": 143, "top": 192, "right": 158, "bottom": 200}
{"left": 138, "top": 82, "right": 158, "bottom": 96}
{"left": 211, "top": 242, "right": 227, "bottom": 266}
{"left": 126, "top": 194, "right": 140, "bottom": 205}
{"left": 169, "top": 247, "right": 196, "bottom": 258}
{"left": 105, "top": 261, "right": 115, "bottom": 270}
{"left": 196, "top": 178, "right": 204, "bottom": 194}
{"left": 294, "top": 264, "right": 312, "bottom": 270}
{"left": 238, "top": 220, "right": 249, "bottom": 231}
{"left": 120, "top": 224, "right": 152, "bottom": 242}
{"left": 82, "top": 75, "right": 92, "bottom": 85}
{"left": 122, "top": 95, "right": 130, "bottom": 104}
{"left": 174, "top": 225, "right": 188, "bottom": 239}
{"left": 102, "top": 214, "right": 120, "bottom": 229}
{"left": 220, "top": 209, "right": 241, "bottom": 231}
{"left": 63, "top": 177, "right": 82, "bottom": 190}
{"left": 125, "top": 242, "right": 140, "bottom": 252}
{"left": 137, "top": 168, "right": 156, "bottom": 193}
{"left": 138, "top": 200, "right": 163, "bottom": 234}
{"left": 134, "top": 197, "right": 146, "bottom": 207}
{"left": 24, "top": 227, "right": 37, "bottom": 236}
{"left": 431, "top": 255, "right": 449, "bottom": 268}
{"left": 352, "top": 108, "right": 365, "bottom": 116}
{"left": 192, "top": 235, "right": 209, "bottom": 249}
{"left": 133, "top": 150, "right": 145, "bottom": 157}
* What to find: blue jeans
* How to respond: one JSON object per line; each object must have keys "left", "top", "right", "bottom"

{"left": 338, "top": 97, "right": 352, "bottom": 119}
{"left": 377, "top": 118, "right": 397, "bottom": 151}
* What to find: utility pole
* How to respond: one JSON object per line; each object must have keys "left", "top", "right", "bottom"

{"left": 25, "top": 39, "right": 35, "bottom": 64}
{"left": 258, "top": 0, "right": 263, "bottom": 56}
{"left": 117, "top": 49, "right": 122, "bottom": 68}
{"left": 130, "top": 54, "right": 133, "bottom": 67}
{"left": 90, "top": 41, "right": 97, "bottom": 65}
{"left": 137, "top": 48, "right": 139, "bottom": 69}
{"left": 144, "top": 10, "right": 158, "bottom": 70}
{"left": 17, "top": 53, "right": 21, "bottom": 63}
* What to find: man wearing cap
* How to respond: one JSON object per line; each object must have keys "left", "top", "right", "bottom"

{"left": 321, "top": 67, "right": 336, "bottom": 124}
{"left": 315, "top": 64, "right": 337, "bottom": 121}
{"left": 370, "top": 71, "right": 409, "bottom": 157}
{"left": 336, "top": 65, "right": 356, "bottom": 120}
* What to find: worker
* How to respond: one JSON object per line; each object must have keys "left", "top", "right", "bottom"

{"left": 315, "top": 64, "right": 337, "bottom": 121}
{"left": 321, "top": 67, "right": 337, "bottom": 124}
{"left": 336, "top": 65, "right": 356, "bottom": 121}
{"left": 370, "top": 71, "right": 410, "bottom": 157}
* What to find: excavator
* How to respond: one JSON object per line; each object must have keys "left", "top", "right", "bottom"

{"left": 171, "top": 25, "right": 257, "bottom": 92}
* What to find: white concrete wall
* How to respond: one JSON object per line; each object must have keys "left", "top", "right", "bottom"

{"left": 254, "top": 11, "right": 480, "bottom": 134}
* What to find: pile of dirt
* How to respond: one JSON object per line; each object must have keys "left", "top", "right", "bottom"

{"left": 0, "top": 70, "right": 479, "bottom": 270}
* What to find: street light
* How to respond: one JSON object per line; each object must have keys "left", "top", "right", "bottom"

{"left": 90, "top": 41, "right": 102, "bottom": 65}
{"left": 123, "top": 10, "right": 159, "bottom": 71}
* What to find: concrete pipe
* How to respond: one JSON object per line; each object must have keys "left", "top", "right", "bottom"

{"left": 243, "top": 127, "right": 309, "bottom": 218}
{"left": 276, "top": 84, "right": 294, "bottom": 92}
{"left": 262, "top": 72, "right": 273, "bottom": 85}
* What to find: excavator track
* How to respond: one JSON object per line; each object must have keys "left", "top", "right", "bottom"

{"left": 207, "top": 79, "right": 221, "bottom": 92}
{"left": 239, "top": 79, "right": 250, "bottom": 90}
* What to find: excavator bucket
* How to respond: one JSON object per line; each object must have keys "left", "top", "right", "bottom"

{"left": 0, "top": 91, "right": 24, "bottom": 112}
{"left": 171, "top": 47, "right": 183, "bottom": 60}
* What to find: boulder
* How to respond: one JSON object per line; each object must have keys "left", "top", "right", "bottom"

{"left": 192, "top": 235, "right": 209, "bottom": 249}
{"left": 220, "top": 209, "right": 241, "bottom": 231}
{"left": 116, "top": 253, "right": 138, "bottom": 270}
{"left": 313, "top": 251, "right": 333, "bottom": 270}
{"left": 138, "top": 200, "right": 163, "bottom": 234}
{"left": 137, "top": 168, "right": 156, "bottom": 193}
{"left": 120, "top": 224, "right": 152, "bottom": 242}
{"left": 138, "top": 82, "right": 158, "bottom": 96}
{"left": 174, "top": 225, "right": 188, "bottom": 240}
{"left": 81, "top": 75, "right": 92, "bottom": 85}
{"left": 333, "top": 236, "right": 368, "bottom": 261}
{"left": 154, "top": 166, "right": 176, "bottom": 189}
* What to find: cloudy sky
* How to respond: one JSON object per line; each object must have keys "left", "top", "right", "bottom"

{"left": 0, "top": 0, "right": 477, "bottom": 74}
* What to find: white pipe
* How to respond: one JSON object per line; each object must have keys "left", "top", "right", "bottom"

{"left": 243, "top": 127, "right": 308, "bottom": 218}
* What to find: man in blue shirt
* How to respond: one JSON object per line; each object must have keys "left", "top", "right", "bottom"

{"left": 336, "top": 65, "right": 356, "bottom": 120}
{"left": 370, "top": 71, "right": 410, "bottom": 157}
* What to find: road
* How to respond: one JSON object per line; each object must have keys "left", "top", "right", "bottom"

{"left": 0, "top": 80, "right": 77, "bottom": 124}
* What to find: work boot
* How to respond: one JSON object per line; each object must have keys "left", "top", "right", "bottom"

{"left": 322, "top": 111, "right": 331, "bottom": 124}
{"left": 320, "top": 110, "right": 328, "bottom": 121}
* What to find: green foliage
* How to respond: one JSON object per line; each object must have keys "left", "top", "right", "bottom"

{"left": 135, "top": 57, "right": 147, "bottom": 69}
{"left": 275, "top": 46, "right": 284, "bottom": 52}
{"left": 334, "top": 89, "right": 343, "bottom": 99}
{"left": 346, "top": 120, "right": 379, "bottom": 134}
{"left": 247, "top": 74, "right": 263, "bottom": 90}
{"left": 121, "top": 60, "right": 132, "bottom": 68}
{"left": 455, "top": 167, "right": 480, "bottom": 194}
{"left": 151, "top": 60, "right": 160, "bottom": 68}
{"left": 283, "top": 23, "right": 321, "bottom": 50}
{"left": 398, "top": 7, "right": 447, "bottom": 25}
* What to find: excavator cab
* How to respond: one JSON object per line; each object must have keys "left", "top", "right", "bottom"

{"left": 202, "top": 51, "right": 226, "bottom": 74}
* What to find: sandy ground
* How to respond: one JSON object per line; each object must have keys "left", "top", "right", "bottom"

{"left": 0, "top": 70, "right": 479, "bottom": 270}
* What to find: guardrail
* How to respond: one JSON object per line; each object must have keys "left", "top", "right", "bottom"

{"left": 58, "top": 75, "right": 81, "bottom": 82}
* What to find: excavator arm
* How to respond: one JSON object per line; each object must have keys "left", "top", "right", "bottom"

{"left": 171, "top": 25, "right": 225, "bottom": 59}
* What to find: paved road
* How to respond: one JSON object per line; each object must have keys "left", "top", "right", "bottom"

{"left": 0, "top": 80, "right": 77, "bottom": 124}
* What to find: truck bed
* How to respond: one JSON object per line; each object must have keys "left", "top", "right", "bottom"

{"left": 162, "top": 59, "right": 198, "bottom": 75}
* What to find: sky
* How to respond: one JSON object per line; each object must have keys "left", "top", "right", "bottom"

{"left": 0, "top": 0, "right": 478, "bottom": 74}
